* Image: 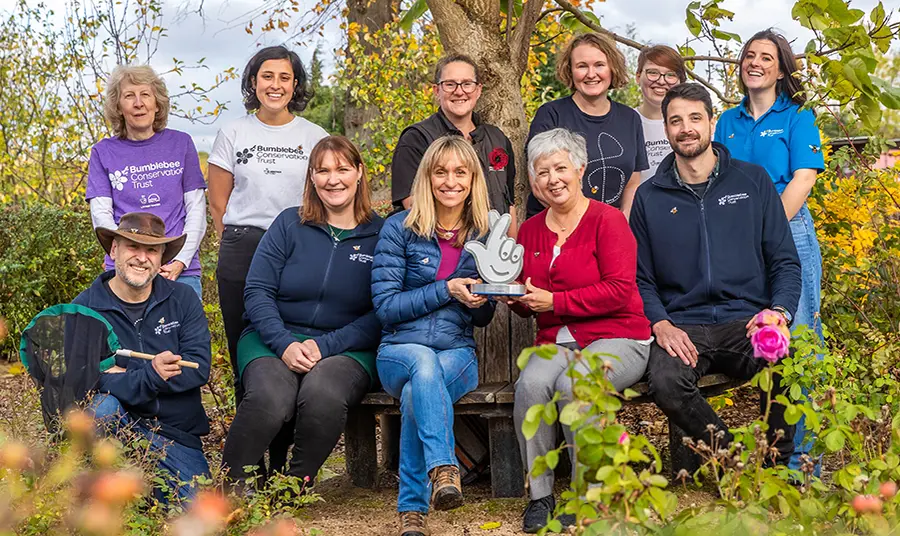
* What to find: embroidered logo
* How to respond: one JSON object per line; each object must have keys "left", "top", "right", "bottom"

{"left": 420, "top": 257, "right": 430, "bottom": 264}
{"left": 353, "top": 245, "right": 360, "bottom": 251}
{"left": 349, "top": 253, "right": 374, "bottom": 264}
{"left": 718, "top": 193, "right": 750, "bottom": 205}
{"left": 670, "top": 207, "right": 678, "bottom": 214}
{"left": 728, "top": 133, "right": 735, "bottom": 139}
{"left": 759, "top": 129, "right": 784, "bottom": 138}
{"left": 809, "top": 145, "right": 821, "bottom": 154}
{"left": 158, "top": 317, "right": 165, "bottom": 324}
{"left": 154, "top": 319, "right": 180, "bottom": 335}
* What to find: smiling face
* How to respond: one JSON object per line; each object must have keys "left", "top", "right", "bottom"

{"left": 312, "top": 150, "right": 361, "bottom": 215}
{"left": 110, "top": 238, "right": 162, "bottom": 290}
{"left": 431, "top": 150, "right": 473, "bottom": 211}
{"left": 118, "top": 82, "right": 158, "bottom": 136}
{"left": 531, "top": 150, "right": 584, "bottom": 208}
{"left": 664, "top": 98, "right": 713, "bottom": 159}
{"left": 434, "top": 61, "right": 482, "bottom": 123}
{"left": 637, "top": 60, "right": 681, "bottom": 109}
{"left": 254, "top": 58, "right": 297, "bottom": 114}
{"left": 741, "top": 39, "right": 783, "bottom": 94}
{"left": 571, "top": 44, "right": 612, "bottom": 99}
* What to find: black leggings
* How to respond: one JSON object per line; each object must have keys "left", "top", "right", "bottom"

{"left": 222, "top": 355, "right": 370, "bottom": 483}
{"left": 215, "top": 224, "right": 265, "bottom": 402}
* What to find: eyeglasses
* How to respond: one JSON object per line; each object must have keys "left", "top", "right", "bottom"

{"left": 643, "top": 69, "right": 681, "bottom": 84}
{"left": 438, "top": 80, "right": 480, "bottom": 93}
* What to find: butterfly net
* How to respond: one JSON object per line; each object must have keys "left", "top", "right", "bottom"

{"left": 18, "top": 304, "right": 118, "bottom": 432}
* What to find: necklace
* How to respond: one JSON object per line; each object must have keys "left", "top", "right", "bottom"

{"left": 327, "top": 224, "right": 350, "bottom": 242}
{"left": 436, "top": 218, "right": 462, "bottom": 240}
{"left": 548, "top": 199, "right": 587, "bottom": 233}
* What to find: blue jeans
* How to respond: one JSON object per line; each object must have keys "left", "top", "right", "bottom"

{"left": 176, "top": 275, "right": 203, "bottom": 300}
{"left": 376, "top": 343, "right": 478, "bottom": 514}
{"left": 90, "top": 394, "right": 210, "bottom": 503}
{"left": 787, "top": 204, "right": 824, "bottom": 474}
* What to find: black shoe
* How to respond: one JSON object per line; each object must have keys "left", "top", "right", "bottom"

{"left": 557, "top": 513, "right": 576, "bottom": 531}
{"left": 523, "top": 495, "right": 555, "bottom": 533}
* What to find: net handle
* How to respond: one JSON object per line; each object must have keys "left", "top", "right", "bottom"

{"left": 115, "top": 349, "right": 200, "bottom": 369}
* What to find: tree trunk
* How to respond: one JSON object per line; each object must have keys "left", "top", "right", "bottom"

{"left": 425, "top": 0, "right": 541, "bottom": 209}
{"left": 343, "top": 0, "right": 396, "bottom": 146}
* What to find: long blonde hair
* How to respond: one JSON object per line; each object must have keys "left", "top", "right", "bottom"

{"left": 404, "top": 136, "right": 490, "bottom": 247}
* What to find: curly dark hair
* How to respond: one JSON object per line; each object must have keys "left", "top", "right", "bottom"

{"left": 241, "top": 45, "right": 312, "bottom": 114}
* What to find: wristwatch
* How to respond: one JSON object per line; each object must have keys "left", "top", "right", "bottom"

{"left": 772, "top": 305, "right": 792, "bottom": 325}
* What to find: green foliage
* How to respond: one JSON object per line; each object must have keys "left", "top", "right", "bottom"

{"left": 0, "top": 203, "right": 103, "bottom": 361}
{"left": 302, "top": 44, "right": 346, "bottom": 135}
{"left": 337, "top": 19, "right": 441, "bottom": 186}
{"left": 0, "top": 0, "right": 236, "bottom": 206}
{"left": 519, "top": 347, "right": 677, "bottom": 533}
{"left": 793, "top": 0, "right": 900, "bottom": 131}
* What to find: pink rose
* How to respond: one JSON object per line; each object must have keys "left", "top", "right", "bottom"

{"left": 751, "top": 325, "right": 790, "bottom": 363}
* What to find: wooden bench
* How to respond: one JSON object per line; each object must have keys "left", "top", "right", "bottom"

{"left": 344, "top": 305, "right": 743, "bottom": 496}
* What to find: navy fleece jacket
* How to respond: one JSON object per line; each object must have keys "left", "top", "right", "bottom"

{"left": 629, "top": 143, "right": 801, "bottom": 326}
{"left": 242, "top": 208, "right": 384, "bottom": 366}
{"left": 73, "top": 272, "right": 211, "bottom": 449}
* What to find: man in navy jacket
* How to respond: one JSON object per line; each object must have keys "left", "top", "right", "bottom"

{"left": 74, "top": 212, "right": 211, "bottom": 501}
{"left": 630, "top": 84, "right": 801, "bottom": 464}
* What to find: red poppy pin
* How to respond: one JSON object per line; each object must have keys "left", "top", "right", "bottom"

{"left": 489, "top": 147, "right": 509, "bottom": 171}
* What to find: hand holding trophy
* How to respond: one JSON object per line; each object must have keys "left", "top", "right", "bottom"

{"left": 464, "top": 210, "right": 526, "bottom": 296}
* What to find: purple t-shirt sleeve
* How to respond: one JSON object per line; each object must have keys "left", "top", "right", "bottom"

{"left": 85, "top": 144, "right": 112, "bottom": 201}
{"left": 181, "top": 135, "right": 207, "bottom": 192}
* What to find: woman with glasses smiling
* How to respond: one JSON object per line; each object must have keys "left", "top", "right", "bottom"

{"left": 391, "top": 54, "right": 519, "bottom": 236}
{"left": 634, "top": 45, "right": 687, "bottom": 183}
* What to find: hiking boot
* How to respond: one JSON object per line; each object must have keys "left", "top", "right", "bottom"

{"left": 399, "top": 511, "right": 430, "bottom": 536}
{"left": 523, "top": 495, "right": 555, "bottom": 533}
{"left": 429, "top": 465, "right": 463, "bottom": 511}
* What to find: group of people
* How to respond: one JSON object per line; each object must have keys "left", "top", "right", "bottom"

{"left": 80, "top": 27, "right": 824, "bottom": 536}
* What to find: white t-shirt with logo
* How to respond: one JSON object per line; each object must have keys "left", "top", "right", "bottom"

{"left": 636, "top": 109, "right": 671, "bottom": 184}
{"left": 208, "top": 114, "right": 328, "bottom": 230}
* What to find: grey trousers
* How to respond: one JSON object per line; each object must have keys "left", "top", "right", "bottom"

{"left": 513, "top": 338, "right": 650, "bottom": 500}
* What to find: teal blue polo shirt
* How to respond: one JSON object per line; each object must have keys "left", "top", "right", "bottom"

{"left": 714, "top": 93, "right": 824, "bottom": 194}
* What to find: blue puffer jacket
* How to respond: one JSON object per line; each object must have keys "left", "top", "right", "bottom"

{"left": 371, "top": 211, "right": 495, "bottom": 350}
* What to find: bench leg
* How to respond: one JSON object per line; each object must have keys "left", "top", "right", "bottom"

{"left": 345, "top": 408, "right": 378, "bottom": 488}
{"left": 668, "top": 419, "right": 701, "bottom": 478}
{"left": 488, "top": 416, "right": 524, "bottom": 498}
{"left": 379, "top": 414, "right": 401, "bottom": 471}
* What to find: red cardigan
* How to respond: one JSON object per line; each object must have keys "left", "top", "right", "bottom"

{"left": 513, "top": 200, "right": 651, "bottom": 347}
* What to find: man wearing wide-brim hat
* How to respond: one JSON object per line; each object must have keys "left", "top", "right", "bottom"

{"left": 74, "top": 211, "right": 212, "bottom": 502}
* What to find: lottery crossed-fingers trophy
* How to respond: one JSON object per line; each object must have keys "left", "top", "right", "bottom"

{"left": 464, "top": 210, "right": 526, "bottom": 296}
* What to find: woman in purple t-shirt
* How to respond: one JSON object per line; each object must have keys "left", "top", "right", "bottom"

{"left": 86, "top": 65, "right": 208, "bottom": 299}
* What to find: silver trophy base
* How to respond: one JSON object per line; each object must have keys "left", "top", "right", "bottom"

{"left": 471, "top": 283, "right": 527, "bottom": 296}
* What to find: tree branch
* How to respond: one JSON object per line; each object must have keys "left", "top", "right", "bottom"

{"left": 553, "top": 0, "right": 643, "bottom": 50}
{"left": 685, "top": 66, "right": 740, "bottom": 105}
{"left": 510, "top": 0, "right": 544, "bottom": 72}
{"left": 684, "top": 55, "right": 739, "bottom": 65}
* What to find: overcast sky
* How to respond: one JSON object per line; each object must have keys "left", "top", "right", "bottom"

{"left": 2, "top": 0, "right": 886, "bottom": 151}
